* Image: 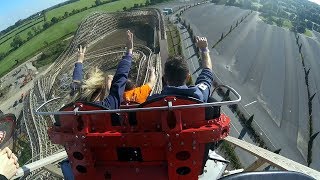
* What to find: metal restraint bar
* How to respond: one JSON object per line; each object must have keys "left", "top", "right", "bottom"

{"left": 35, "top": 85, "right": 241, "bottom": 116}
{"left": 13, "top": 151, "right": 67, "bottom": 179}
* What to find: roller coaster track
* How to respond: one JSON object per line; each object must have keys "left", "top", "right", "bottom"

{"left": 20, "top": 8, "right": 166, "bottom": 179}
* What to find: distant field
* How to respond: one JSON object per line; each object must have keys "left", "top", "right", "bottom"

{"left": 0, "top": 18, "right": 43, "bottom": 44}
{"left": 0, "top": 18, "right": 44, "bottom": 54}
{"left": 46, "top": 0, "right": 110, "bottom": 21}
{"left": 0, "top": 0, "right": 113, "bottom": 55}
{"left": 0, "top": 18, "right": 38, "bottom": 40}
{"left": 0, "top": 0, "right": 146, "bottom": 77}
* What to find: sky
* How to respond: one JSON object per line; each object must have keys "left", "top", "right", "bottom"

{"left": 0, "top": 0, "right": 67, "bottom": 31}
{"left": 309, "top": 0, "right": 320, "bottom": 5}
{"left": 1, "top": 0, "right": 320, "bottom": 31}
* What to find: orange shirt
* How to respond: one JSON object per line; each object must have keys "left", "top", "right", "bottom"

{"left": 123, "top": 84, "right": 152, "bottom": 104}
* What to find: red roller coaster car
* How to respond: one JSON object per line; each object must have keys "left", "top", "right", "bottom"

{"left": 36, "top": 85, "right": 241, "bottom": 180}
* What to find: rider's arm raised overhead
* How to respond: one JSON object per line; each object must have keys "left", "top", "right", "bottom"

{"left": 70, "top": 45, "right": 86, "bottom": 96}
{"left": 96, "top": 30, "right": 133, "bottom": 109}
{"left": 195, "top": 36, "right": 214, "bottom": 102}
{"left": 146, "top": 67, "right": 156, "bottom": 89}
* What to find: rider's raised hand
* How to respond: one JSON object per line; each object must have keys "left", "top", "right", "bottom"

{"left": 77, "top": 45, "right": 87, "bottom": 63}
{"left": 126, "top": 30, "right": 133, "bottom": 54}
{"left": 196, "top": 36, "right": 209, "bottom": 52}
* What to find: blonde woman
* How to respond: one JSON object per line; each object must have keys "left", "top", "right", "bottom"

{"left": 70, "top": 30, "right": 134, "bottom": 109}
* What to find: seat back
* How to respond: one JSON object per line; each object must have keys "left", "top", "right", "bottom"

{"left": 48, "top": 97, "right": 230, "bottom": 180}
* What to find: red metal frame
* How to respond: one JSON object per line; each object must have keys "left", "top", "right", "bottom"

{"left": 48, "top": 96, "right": 230, "bottom": 180}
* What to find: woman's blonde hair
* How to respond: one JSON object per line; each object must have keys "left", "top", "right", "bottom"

{"left": 71, "top": 67, "right": 106, "bottom": 102}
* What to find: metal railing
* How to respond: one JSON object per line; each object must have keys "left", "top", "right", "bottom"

{"left": 224, "top": 136, "right": 320, "bottom": 180}
{"left": 13, "top": 151, "right": 67, "bottom": 179}
{"left": 35, "top": 85, "right": 241, "bottom": 116}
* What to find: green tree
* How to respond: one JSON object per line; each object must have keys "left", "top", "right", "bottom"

{"left": 10, "top": 35, "right": 24, "bottom": 49}
{"left": 0, "top": 53, "right": 5, "bottom": 60}
{"left": 42, "top": 10, "right": 47, "bottom": 22}
{"left": 275, "top": 18, "right": 284, "bottom": 27}
{"left": 226, "top": 0, "right": 236, "bottom": 6}
{"left": 297, "top": 26, "right": 306, "bottom": 34}
{"left": 43, "top": 22, "right": 51, "bottom": 29}
{"left": 27, "top": 31, "right": 33, "bottom": 40}
{"left": 306, "top": 20, "right": 313, "bottom": 30}
{"left": 95, "top": 0, "right": 102, "bottom": 6}
{"left": 123, "top": 6, "right": 127, "bottom": 11}
{"left": 32, "top": 26, "right": 38, "bottom": 34}
{"left": 266, "top": 16, "right": 274, "bottom": 25}
{"left": 64, "top": 12, "right": 69, "bottom": 18}
{"left": 51, "top": 17, "right": 59, "bottom": 24}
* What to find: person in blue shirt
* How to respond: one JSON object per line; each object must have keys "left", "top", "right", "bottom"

{"left": 70, "top": 30, "right": 134, "bottom": 109}
{"left": 150, "top": 36, "right": 213, "bottom": 102}
{"left": 61, "top": 30, "right": 134, "bottom": 180}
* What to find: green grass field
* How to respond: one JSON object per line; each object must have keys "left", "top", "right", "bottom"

{"left": 0, "top": 18, "right": 44, "bottom": 54}
{"left": 283, "top": 19, "right": 293, "bottom": 30}
{"left": 304, "top": 29, "right": 313, "bottom": 37}
{"left": 0, "top": 18, "right": 43, "bottom": 44}
{"left": 0, "top": 18, "right": 38, "bottom": 40}
{"left": 0, "top": 0, "right": 146, "bottom": 77}
{"left": 46, "top": 0, "right": 110, "bottom": 21}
